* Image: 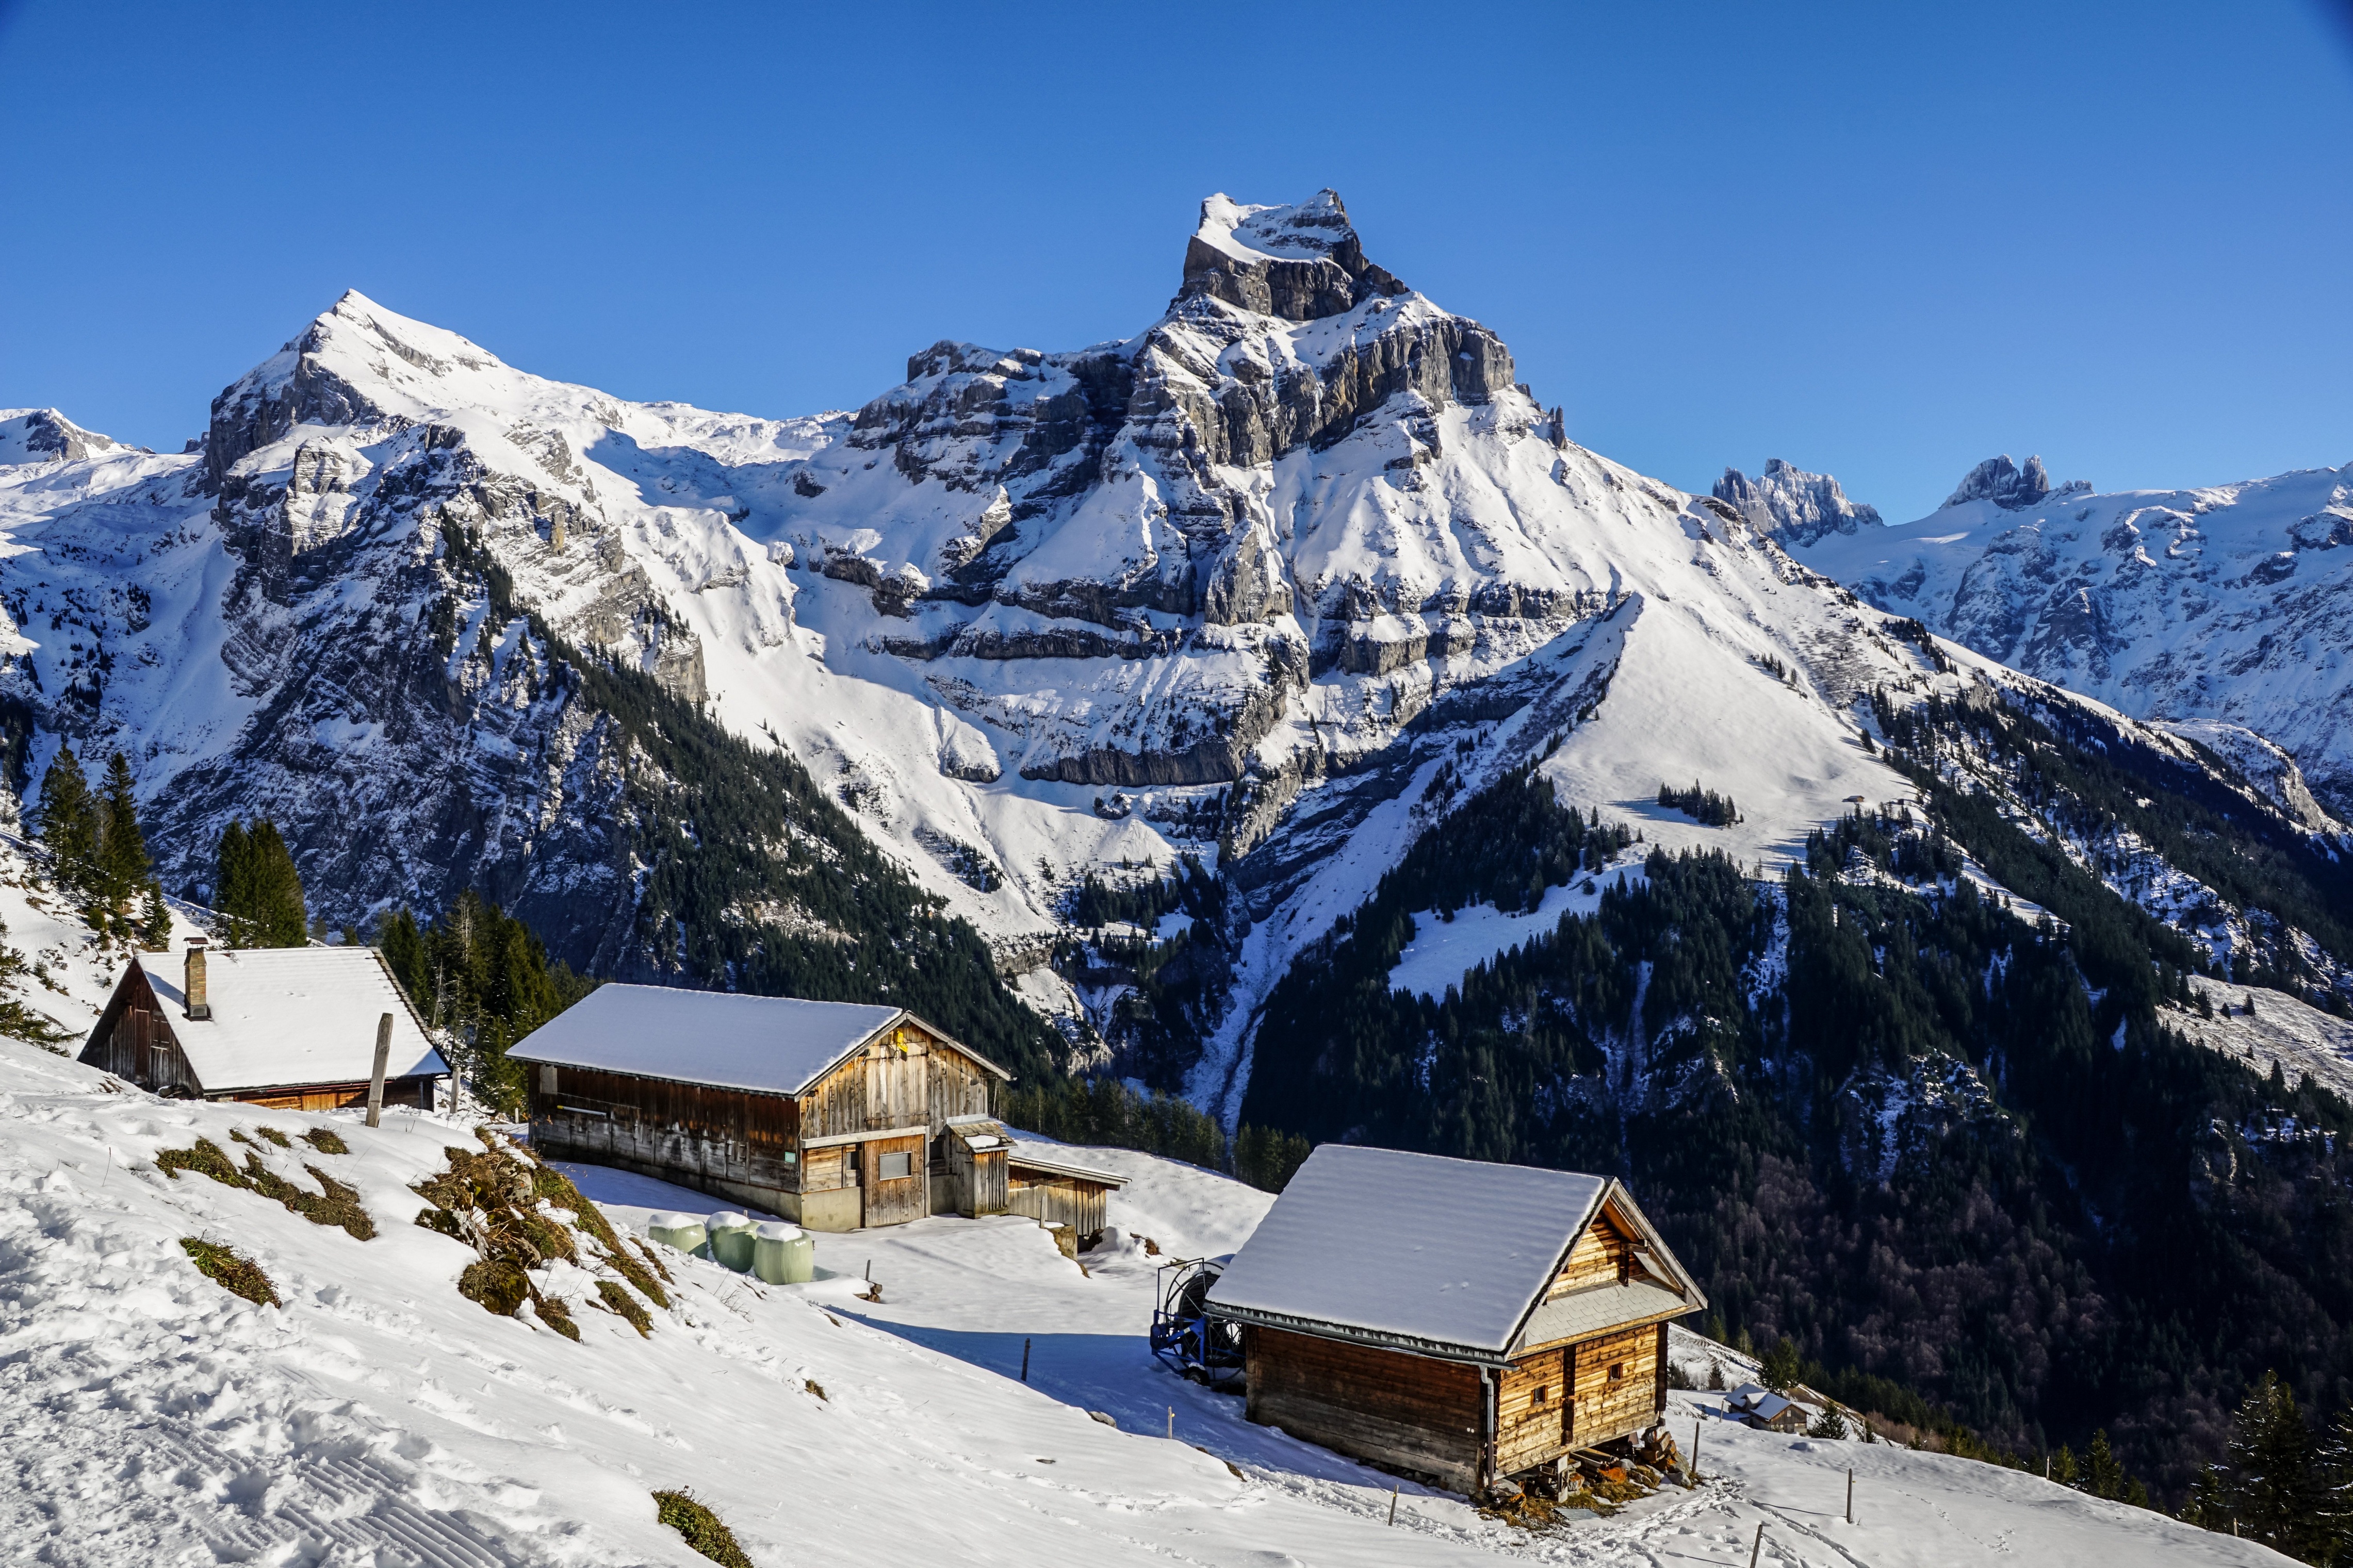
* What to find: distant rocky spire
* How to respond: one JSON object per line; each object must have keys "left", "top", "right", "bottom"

{"left": 1940, "top": 454, "right": 2068, "bottom": 511}
{"left": 1712, "top": 457, "right": 1883, "bottom": 547}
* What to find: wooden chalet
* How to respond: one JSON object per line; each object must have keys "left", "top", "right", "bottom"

{"left": 80, "top": 938, "right": 447, "bottom": 1110}
{"left": 506, "top": 986, "right": 1014, "bottom": 1232}
{"left": 1205, "top": 1145, "right": 1705, "bottom": 1494}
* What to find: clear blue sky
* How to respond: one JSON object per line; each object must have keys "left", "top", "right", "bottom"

{"left": 4, "top": 1, "right": 2349, "bottom": 522}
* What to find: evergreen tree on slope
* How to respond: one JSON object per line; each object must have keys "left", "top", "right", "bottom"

{"left": 215, "top": 818, "right": 308, "bottom": 948}
{"left": 35, "top": 744, "right": 97, "bottom": 897}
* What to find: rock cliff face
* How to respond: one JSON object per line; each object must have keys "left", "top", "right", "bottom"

{"left": 0, "top": 408, "right": 129, "bottom": 465}
{"left": 1713, "top": 457, "right": 1883, "bottom": 546}
{"left": 1940, "top": 452, "right": 2086, "bottom": 511}
{"left": 0, "top": 191, "right": 2153, "bottom": 1094}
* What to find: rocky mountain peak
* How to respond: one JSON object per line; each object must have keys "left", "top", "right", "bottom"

{"left": 1712, "top": 457, "right": 1883, "bottom": 547}
{"left": 0, "top": 408, "right": 128, "bottom": 465}
{"left": 1179, "top": 189, "right": 1409, "bottom": 321}
{"left": 1942, "top": 452, "right": 2065, "bottom": 511}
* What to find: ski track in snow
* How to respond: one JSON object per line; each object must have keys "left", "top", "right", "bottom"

{"left": 0, "top": 1039, "right": 2286, "bottom": 1566}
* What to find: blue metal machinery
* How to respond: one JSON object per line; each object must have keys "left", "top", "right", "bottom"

{"left": 1149, "top": 1255, "right": 1244, "bottom": 1390}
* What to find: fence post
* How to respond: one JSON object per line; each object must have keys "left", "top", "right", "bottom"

{"left": 1847, "top": 1466, "right": 1854, "bottom": 1524}
{"left": 1021, "top": 1338, "right": 1031, "bottom": 1382}
{"left": 365, "top": 1013, "right": 392, "bottom": 1128}
{"left": 1749, "top": 1522, "right": 1764, "bottom": 1568}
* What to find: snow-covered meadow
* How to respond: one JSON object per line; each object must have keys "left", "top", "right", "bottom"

{"left": 0, "top": 1038, "right": 2283, "bottom": 1565}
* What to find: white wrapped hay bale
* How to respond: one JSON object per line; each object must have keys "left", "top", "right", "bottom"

{"left": 707, "top": 1211, "right": 756, "bottom": 1272}
{"left": 752, "top": 1221, "right": 813, "bottom": 1284}
{"left": 647, "top": 1212, "right": 708, "bottom": 1257}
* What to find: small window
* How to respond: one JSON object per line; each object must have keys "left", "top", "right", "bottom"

{"left": 878, "top": 1150, "right": 913, "bottom": 1180}
{"left": 1532, "top": 1384, "right": 1548, "bottom": 1406}
{"left": 1609, "top": 1362, "right": 1624, "bottom": 1382}
{"left": 538, "top": 1065, "right": 558, "bottom": 1094}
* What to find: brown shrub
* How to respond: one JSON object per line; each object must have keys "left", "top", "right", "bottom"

{"left": 180, "top": 1237, "right": 279, "bottom": 1307}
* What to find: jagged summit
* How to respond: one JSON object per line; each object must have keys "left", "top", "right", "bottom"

{"left": 0, "top": 408, "right": 128, "bottom": 465}
{"left": 1180, "top": 189, "right": 1409, "bottom": 321}
{"left": 1940, "top": 452, "right": 2088, "bottom": 511}
{"left": 1712, "top": 457, "right": 1882, "bottom": 547}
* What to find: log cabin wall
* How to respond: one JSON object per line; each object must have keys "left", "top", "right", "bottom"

{"left": 1548, "top": 1209, "right": 1635, "bottom": 1296}
{"left": 1559, "top": 1320, "right": 1663, "bottom": 1448}
{"left": 1244, "top": 1326, "right": 1485, "bottom": 1492}
{"left": 235, "top": 1078, "right": 435, "bottom": 1112}
{"left": 529, "top": 1064, "right": 804, "bottom": 1217}
{"left": 1496, "top": 1345, "right": 1571, "bottom": 1475}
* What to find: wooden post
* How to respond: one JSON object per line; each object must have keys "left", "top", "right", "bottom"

{"left": 1021, "top": 1338, "right": 1031, "bottom": 1382}
{"left": 1749, "top": 1522, "right": 1764, "bottom": 1568}
{"left": 1846, "top": 1467, "right": 1853, "bottom": 1524}
{"left": 1166, "top": 1405, "right": 1174, "bottom": 1440}
{"left": 1692, "top": 1419, "right": 1702, "bottom": 1483}
{"left": 365, "top": 1012, "right": 393, "bottom": 1128}
{"left": 1388, "top": 1487, "right": 1399, "bottom": 1526}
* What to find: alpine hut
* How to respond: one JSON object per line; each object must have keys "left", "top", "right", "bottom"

{"left": 1205, "top": 1145, "right": 1705, "bottom": 1494}
{"left": 505, "top": 985, "right": 1012, "bottom": 1231}
{"left": 80, "top": 938, "right": 448, "bottom": 1110}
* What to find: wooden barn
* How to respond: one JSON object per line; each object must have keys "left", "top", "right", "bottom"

{"left": 507, "top": 986, "right": 1012, "bottom": 1231}
{"left": 80, "top": 938, "right": 447, "bottom": 1110}
{"left": 1205, "top": 1145, "right": 1705, "bottom": 1494}
{"left": 936, "top": 1118, "right": 1129, "bottom": 1245}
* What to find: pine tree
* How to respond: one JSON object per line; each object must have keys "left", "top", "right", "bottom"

{"left": 215, "top": 818, "right": 307, "bottom": 948}
{"left": 1807, "top": 1401, "right": 1851, "bottom": 1440}
{"left": 2228, "top": 1372, "right": 2317, "bottom": 1557}
{"left": 2182, "top": 1465, "right": 2229, "bottom": 1530}
{"left": 2313, "top": 1408, "right": 2353, "bottom": 1563}
{"left": 2051, "top": 1444, "right": 2079, "bottom": 1489}
{"left": 2084, "top": 1429, "right": 2126, "bottom": 1500}
{"left": 36, "top": 744, "right": 99, "bottom": 896}
{"left": 1761, "top": 1335, "right": 1802, "bottom": 1394}
{"left": 95, "top": 752, "right": 150, "bottom": 910}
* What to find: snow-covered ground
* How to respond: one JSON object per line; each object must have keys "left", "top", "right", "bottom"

{"left": 2173, "top": 980, "right": 2353, "bottom": 1105}
{"left": 1389, "top": 863, "right": 1649, "bottom": 1001}
{"left": 0, "top": 1040, "right": 2283, "bottom": 1565}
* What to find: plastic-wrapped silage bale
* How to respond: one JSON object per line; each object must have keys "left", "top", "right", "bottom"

{"left": 752, "top": 1222, "right": 814, "bottom": 1284}
{"left": 647, "top": 1212, "right": 708, "bottom": 1257}
{"left": 707, "top": 1211, "right": 757, "bottom": 1272}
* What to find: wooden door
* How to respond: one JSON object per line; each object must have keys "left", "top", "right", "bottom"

{"left": 859, "top": 1134, "right": 928, "bottom": 1227}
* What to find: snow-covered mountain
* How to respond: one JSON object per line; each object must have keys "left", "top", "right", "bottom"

{"left": 1798, "top": 456, "right": 2353, "bottom": 819}
{"left": 1712, "top": 457, "right": 1883, "bottom": 546}
{"left": 0, "top": 192, "right": 1957, "bottom": 1048}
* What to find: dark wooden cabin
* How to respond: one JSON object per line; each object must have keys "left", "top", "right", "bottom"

{"left": 80, "top": 939, "right": 446, "bottom": 1109}
{"left": 507, "top": 986, "right": 1011, "bottom": 1231}
{"left": 1206, "top": 1145, "right": 1704, "bottom": 1494}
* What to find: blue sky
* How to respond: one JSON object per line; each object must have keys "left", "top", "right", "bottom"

{"left": 3, "top": 1, "right": 2349, "bottom": 522}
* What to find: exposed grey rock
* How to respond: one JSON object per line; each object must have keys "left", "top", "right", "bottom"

{"left": 1713, "top": 458, "right": 1883, "bottom": 547}
{"left": 0, "top": 409, "right": 123, "bottom": 465}
{"left": 1942, "top": 453, "right": 2056, "bottom": 511}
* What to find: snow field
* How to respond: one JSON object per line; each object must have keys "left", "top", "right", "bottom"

{"left": 0, "top": 1025, "right": 2278, "bottom": 1565}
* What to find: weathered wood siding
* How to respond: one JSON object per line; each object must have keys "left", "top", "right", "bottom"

{"left": 1549, "top": 1209, "right": 1635, "bottom": 1296}
{"left": 236, "top": 1078, "right": 434, "bottom": 1111}
{"left": 1245, "top": 1326, "right": 1484, "bottom": 1492}
{"left": 1006, "top": 1170, "right": 1109, "bottom": 1242}
{"left": 529, "top": 1064, "right": 802, "bottom": 1213}
{"left": 80, "top": 963, "right": 203, "bottom": 1097}
{"left": 942, "top": 1135, "right": 1010, "bottom": 1217}
{"left": 804, "top": 1020, "right": 989, "bottom": 1140}
{"left": 1496, "top": 1346, "right": 1569, "bottom": 1474}
{"left": 860, "top": 1132, "right": 928, "bottom": 1228}
{"left": 1566, "top": 1321, "right": 1661, "bottom": 1447}
{"left": 926, "top": 1042, "right": 995, "bottom": 1126}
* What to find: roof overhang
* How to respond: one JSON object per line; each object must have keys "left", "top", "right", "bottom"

{"left": 1005, "top": 1150, "right": 1129, "bottom": 1188}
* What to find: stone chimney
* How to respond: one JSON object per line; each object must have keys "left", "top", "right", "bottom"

{"left": 185, "top": 936, "right": 211, "bottom": 1021}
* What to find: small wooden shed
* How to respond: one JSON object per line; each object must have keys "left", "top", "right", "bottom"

{"left": 80, "top": 939, "right": 446, "bottom": 1109}
{"left": 1206, "top": 1145, "right": 1705, "bottom": 1494}
{"left": 507, "top": 986, "right": 1011, "bottom": 1231}
{"left": 1003, "top": 1140, "right": 1128, "bottom": 1246}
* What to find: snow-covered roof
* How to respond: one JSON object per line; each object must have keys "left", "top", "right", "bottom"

{"left": 505, "top": 985, "right": 1008, "bottom": 1097}
{"left": 1208, "top": 1146, "right": 1635, "bottom": 1360}
{"left": 1003, "top": 1138, "right": 1129, "bottom": 1189}
{"left": 128, "top": 948, "right": 446, "bottom": 1095}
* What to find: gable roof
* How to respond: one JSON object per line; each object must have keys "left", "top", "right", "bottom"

{"left": 125, "top": 948, "right": 446, "bottom": 1094}
{"left": 1003, "top": 1138, "right": 1129, "bottom": 1189}
{"left": 504, "top": 984, "right": 1010, "bottom": 1097}
{"left": 1205, "top": 1144, "right": 1702, "bottom": 1363}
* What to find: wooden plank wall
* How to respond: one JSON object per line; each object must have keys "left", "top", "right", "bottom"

{"left": 84, "top": 966, "right": 204, "bottom": 1097}
{"left": 1006, "top": 1173, "right": 1108, "bottom": 1241}
{"left": 926, "top": 1044, "right": 995, "bottom": 1127}
{"left": 861, "top": 1132, "right": 928, "bottom": 1227}
{"left": 1246, "top": 1326, "right": 1483, "bottom": 1492}
{"left": 530, "top": 1064, "right": 802, "bottom": 1196}
{"left": 1496, "top": 1346, "right": 1569, "bottom": 1475}
{"left": 1565, "top": 1321, "right": 1662, "bottom": 1446}
{"left": 236, "top": 1079, "right": 434, "bottom": 1112}
{"left": 1549, "top": 1209, "right": 1633, "bottom": 1296}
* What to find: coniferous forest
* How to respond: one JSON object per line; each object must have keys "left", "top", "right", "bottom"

{"left": 1239, "top": 719, "right": 2353, "bottom": 1512}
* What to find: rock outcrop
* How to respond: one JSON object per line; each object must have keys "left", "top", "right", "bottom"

{"left": 1713, "top": 457, "right": 1883, "bottom": 546}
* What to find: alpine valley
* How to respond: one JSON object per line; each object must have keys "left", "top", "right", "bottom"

{"left": 7, "top": 191, "right": 2353, "bottom": 1514}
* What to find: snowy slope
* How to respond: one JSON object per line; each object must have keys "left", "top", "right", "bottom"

{"left": 1798, "top": 458, "right": 2353, "bottom": 818}
{"left": 0, "top": 1042, "right": 2284, "bottom": 1565}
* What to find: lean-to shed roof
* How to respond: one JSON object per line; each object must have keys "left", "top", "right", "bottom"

{"left": 1206, "top": 1144, "right": 1700, "bottom": 1362}
{"left": 505, "top": 985, "right": 1008, "bottom": 1097}
{"left": 129, "top": 948, "right": 446, "bottom": 1095}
